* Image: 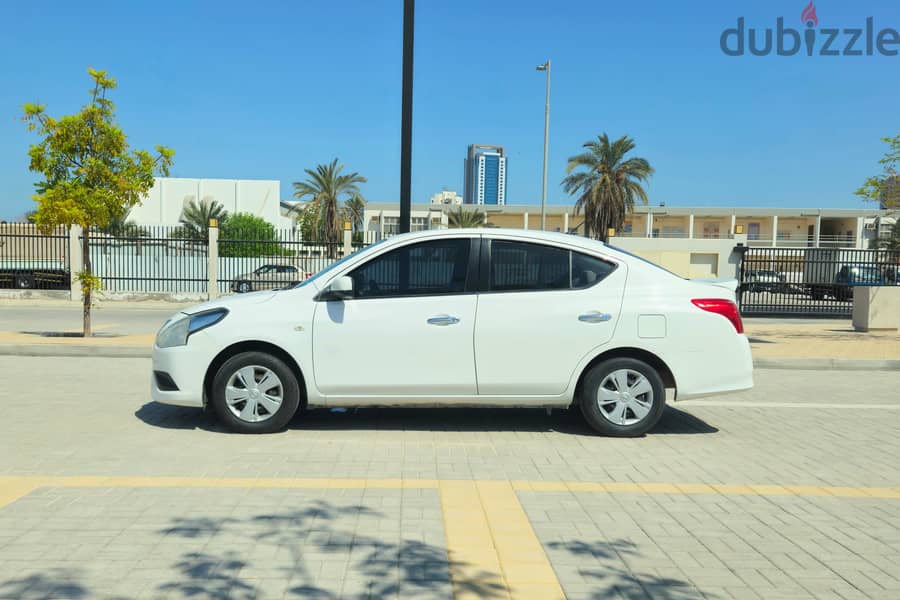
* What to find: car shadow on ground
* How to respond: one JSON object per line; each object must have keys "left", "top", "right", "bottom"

{"left": 134, "top": 403, "right": 718, "bottom": 436}
{"left": 0, "top": 499, "right": 708, "bottom": 600}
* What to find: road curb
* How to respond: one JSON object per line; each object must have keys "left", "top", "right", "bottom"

{"left": 753, "top": 357, "right": 900, "bottom": 371}
{"left": 0, "top": 344, "right": 151, "bottom": 358}
{"left": 1, "top": 344, "right": 898, "bottom": 371}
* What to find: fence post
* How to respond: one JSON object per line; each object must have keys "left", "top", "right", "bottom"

{"left": 208, "top": 222, "right": 219, "bottom": 300}
{"left": 69, "top": 225, "right": 83, "bottom": 302}
{"left": 343, "top": 223, "right": 352, "bottom": 257}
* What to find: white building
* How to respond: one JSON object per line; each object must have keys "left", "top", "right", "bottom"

{"left": 130, "top": 178, "right": 293, "bottom": 228}
{"left": 429, "top": 190, "right": 463, "bottom": 206}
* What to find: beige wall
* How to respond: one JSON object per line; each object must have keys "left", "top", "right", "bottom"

{"left": 609, "top": 235, "right": 743, "bottom": 279}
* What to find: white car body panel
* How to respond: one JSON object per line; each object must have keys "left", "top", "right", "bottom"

{"left": 151, "top": 229, "right": 753, "bottom": 413}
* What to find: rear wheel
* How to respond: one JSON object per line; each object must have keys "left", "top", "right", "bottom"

{"left": 579, "top": 357, "right": 666, "bottom": 437}
{"left": 237, "top": 281, "right": 252, "bottom": 293}
{"left": 211, "top": 351, "right": 300, "bottom": 433}
{"left": 15, "top": 274, "right": 35, "bottom": 289}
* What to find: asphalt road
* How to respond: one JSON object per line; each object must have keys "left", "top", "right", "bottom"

{"left": 0, "top": 303, "right": 185, "bottom": 336}
{"left": 0, "top": 302, "right": 853, "bottom": 336}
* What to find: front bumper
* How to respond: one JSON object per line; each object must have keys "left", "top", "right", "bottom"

{"left": 150, "top": 330, "right": 218, "bottom": 408}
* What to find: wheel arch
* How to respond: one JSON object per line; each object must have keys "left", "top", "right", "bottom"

{"left": 204, "top": 340, "right": 308, "bottom": 409}
{"left": 571, "top": 346, "right": 677, "bottom": 407}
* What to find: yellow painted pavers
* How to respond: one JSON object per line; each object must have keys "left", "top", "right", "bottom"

{"left": 2, "top": 475, "right": 899, "bottom": 600}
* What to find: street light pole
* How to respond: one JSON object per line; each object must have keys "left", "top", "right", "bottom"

{"left": 399, "top": 0, "right": 415, "bottom": 234}
{"left": 536, "top": 60, "right": 551, "bottom": 231}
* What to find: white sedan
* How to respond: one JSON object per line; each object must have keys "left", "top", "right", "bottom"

{"left": 152, "top": 229, "right": 752, "bottom": 436}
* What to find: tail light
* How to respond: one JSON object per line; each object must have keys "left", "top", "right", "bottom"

{"left": 691, "top": 298, "right": 744, "bottom": 334}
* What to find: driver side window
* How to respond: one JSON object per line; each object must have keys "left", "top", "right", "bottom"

{"left": 348, "top": 239, "right": 471, "bottom": 299}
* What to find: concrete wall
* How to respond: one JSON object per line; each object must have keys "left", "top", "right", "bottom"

{"left": 609, "top": 235, "right": 743, "bottom": 280}
{"left": 130, "top": 178, "right": 290, "bottom": 228}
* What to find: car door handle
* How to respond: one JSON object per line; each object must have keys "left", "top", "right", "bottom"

{"left": 578, "top": 312, "right": 612, "bottom": 323}
{"left": 427, "top": 315, "right": 460, "bottom": 326}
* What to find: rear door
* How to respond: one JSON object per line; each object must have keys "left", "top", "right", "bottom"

{"left": 473, "top": 237, "right": 626, "bottom": 396}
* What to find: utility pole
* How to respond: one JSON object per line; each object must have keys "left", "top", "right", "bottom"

{"left": 399, "top": 0, "right": 415, "bottom": 233}
{"left": 536, "top": 60, "right": 551, "bottom": 231}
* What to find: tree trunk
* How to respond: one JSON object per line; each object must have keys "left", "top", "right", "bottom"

{"left": 82, "top": 229, "right": 92, "bottom": 337}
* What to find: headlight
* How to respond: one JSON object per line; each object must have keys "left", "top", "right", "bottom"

{"left": 156, "top": 309, "right": 228, "bottom": 348}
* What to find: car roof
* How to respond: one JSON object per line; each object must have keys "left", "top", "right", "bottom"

{"left": 381, "top": 228, "right": 609, "bottom": 252}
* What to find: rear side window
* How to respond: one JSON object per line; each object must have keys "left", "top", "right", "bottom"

{"left": 489, "top": 240, "right": 615, "bottom": 292}
{"left": 349, "top": 239, "right": 470, "bottom": 298}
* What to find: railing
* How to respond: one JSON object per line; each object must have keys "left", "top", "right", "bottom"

{"left": 217, "top": 228, "right": 343, "bottom": 295}
{"left": 86, "top": 225, "right": 208, "bottom": 294}
{"left": 0, "top": 223, "right": 70, "bottom": 290}
{"left": 737, "top": 247, "right": 900, "bottom": 317}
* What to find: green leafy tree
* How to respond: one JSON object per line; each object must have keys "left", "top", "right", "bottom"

{"left": 219, "top": 213, "right": 283, "bottom": 257}
{"left": 24, "top": 209, "right": 38, "bottom": 224}
{"left": 292, "top": 159, "right": 366, "bottom": 256}
{"left": 23, "top": 68, "right": 174, "bottom": 336}
{"left": 178, "top": 197, "right": 228, "bottom": 242}
{"left": 292, "top": 203, "right": 319, "bottom": 241}
{"left": 855, "top": 135, "right": 900, "bottom": 209}
{"left": 562, "top": 134, "right": 654, "bottom": 241}
{"left": 447, "top": 207, "right": 486, "bottom": 228}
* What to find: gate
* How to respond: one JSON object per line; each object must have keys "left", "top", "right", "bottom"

{"left": 737, "top": 247, "right": 900, "bottom": 318}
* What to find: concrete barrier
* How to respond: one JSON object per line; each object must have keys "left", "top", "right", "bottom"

{"left": 853, "top": 286, "right": 900, "bottom": 331}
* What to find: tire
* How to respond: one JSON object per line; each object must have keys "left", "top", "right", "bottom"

{"left": 810, "top": 288, "right": 825, "bottom": 301}
{"left": 237, "top": 281, "right": 252, "bottom": 294}
{"left": 579, "top": 357, "right": 666, "bottom": 437}
{"left": 16, "top": 274, "right": 35, "bottom": 289}
{"left": 210, "top": 351, "right": 301, "bottom": 434}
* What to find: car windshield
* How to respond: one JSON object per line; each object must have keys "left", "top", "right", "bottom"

{"left": 292, "top": 239, "right": 389, "bottom": 289}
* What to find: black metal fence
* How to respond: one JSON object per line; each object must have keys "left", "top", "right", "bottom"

{"left": 0, "top": 223, "right": 70, "bottom": 290}
{"left": 86, "top": 226, "right": 208, "bottom": 294}
{"left": 217, "top": 228, "right": 343, "bottom": 294}
{"left": 737, "top": 247, "right": 900, "bottom": 317}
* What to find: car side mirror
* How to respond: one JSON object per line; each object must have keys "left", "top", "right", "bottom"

{"left": 317, "top": 275, "right": 354, "bottom": 301}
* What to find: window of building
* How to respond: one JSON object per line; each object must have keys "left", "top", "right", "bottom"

{"left": 349, "top": 239, "right": 470, "bottom": 299}
{"left": 489, "top": 240, "right": 614, "bottom": 292}
{"left": 702, "top": 222, "right": 720, "bottom": 239}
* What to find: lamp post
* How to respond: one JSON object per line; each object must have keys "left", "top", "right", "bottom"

{"left": 536, "top": 60, "right": 551, "bottom": 231}
{"left": 399, "top": 0, "right": 415, "bottom": 234}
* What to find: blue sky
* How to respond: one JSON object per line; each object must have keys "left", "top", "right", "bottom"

{"left": 1, "top": 0, "right": 898, "bottom": 220}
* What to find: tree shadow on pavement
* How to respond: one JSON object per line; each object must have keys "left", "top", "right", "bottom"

{"left": 135, "top": 402, "right": 717, "bottom": 436}
{"left": 547, "top": 539, "right": 711, "bottom": 600}
{"left": 156, "top": 500, "right": 504, "bottom": 599}
{"left": 0, "top": 569, "right": 89, "bottom": 600}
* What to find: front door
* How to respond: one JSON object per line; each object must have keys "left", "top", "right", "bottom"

{"left": 312, "top": 237, "right": 478, "bottom": 398}
{"left": 474, "top": 238, "right": 626, "bottom": 396}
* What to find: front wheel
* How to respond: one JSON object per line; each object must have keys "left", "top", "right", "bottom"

{"left": 236, "top": 281, "right": 252, "bottom": 293}
{"left": 579, "top": 357, "right": 666, "bottom": 437}
{"left": 211, "top": 351, "right": 301, "bottom": 433}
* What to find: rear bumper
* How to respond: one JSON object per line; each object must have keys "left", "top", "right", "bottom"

{"left": 670, "top": 335, "right": 754, "bottom": 401}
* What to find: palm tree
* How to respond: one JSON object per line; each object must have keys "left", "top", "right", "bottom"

{"left": 292, "top": 159, "right": 367, "bottom": 255}
{"left": 101, "top": 210, "right": 147, "bottom": 238}
{"left": 447, "top": 207, "right": 486, "bottom": 228}
{"left": 562, "top": 134, "right": 654, "bottom": 241}
{"left": 179, "top": 197, "right": 228, "bottom": 242}
{"left": 343, "top": 194, "right": 366, "bottom": 236}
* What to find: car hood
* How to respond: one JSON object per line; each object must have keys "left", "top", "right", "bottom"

{"left": 181, "top": 290, "right": 279, "bottom": 315}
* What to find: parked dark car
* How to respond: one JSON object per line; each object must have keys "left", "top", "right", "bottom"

{"left": 809, "top": 265, "right": 884, "bottom": 301}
